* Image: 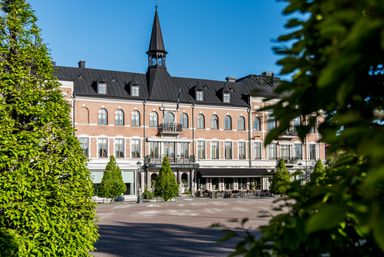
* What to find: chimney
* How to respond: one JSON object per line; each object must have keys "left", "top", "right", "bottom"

{"left": 262, "top": 71, "right": 274, "bottom": 77}
{"left": 78, "top": 60, "right": 86, "bottom": 69}
{"left": 225, "top": 76, "right": 236, "bottom": 83}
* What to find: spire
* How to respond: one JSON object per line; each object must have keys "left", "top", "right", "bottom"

{"left": 147, "top": 8, "right": 167, "bottom": 68}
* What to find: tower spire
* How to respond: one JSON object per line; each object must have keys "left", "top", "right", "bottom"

{"left": 147, "top": 7, "right": 167, "bottom": 68}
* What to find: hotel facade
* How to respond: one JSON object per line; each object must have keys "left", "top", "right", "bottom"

{"left": 56, "top": 10, "right": 325, "bottom": 197}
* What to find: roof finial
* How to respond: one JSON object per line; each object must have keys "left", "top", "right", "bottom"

{"left": 155, "top": 0, "right": 159, "bottom": 11}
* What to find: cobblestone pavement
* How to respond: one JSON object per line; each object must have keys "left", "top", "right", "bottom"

{"left": 91, "top": 197, "right": 277, "bottom": 257}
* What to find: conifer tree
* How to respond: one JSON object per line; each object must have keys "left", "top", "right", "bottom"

{"left": 98, "top": 156, "right": 126, "bottom": 202}
{"left": 310, "top": 160, "right": 326, "bottom": 185}
{"left": 0, "top": 0, "right": 98, "bottom": 255}
{"left": 154, "top": 156, "right": 179, "bottom": 201}
{"left": 270, "top": 159, "right": 290, "bottom": 195}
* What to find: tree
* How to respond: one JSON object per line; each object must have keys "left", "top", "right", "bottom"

{"left": 270, "top": 159, "right": 290, "bottom": 195}
{"left": 227, "top": 0, "right": 384, "bottom": 256}
{"left": 98, "top": 156, "right": 126, "bottom": 202}
{"left": 310, "top": 160, "right": 326, "bottom": 185}
{"left": 0, "top": 0, "right": 98, "bottom": 256}
{"left": 154, "top": 156, "right": 179, "bottom": 201}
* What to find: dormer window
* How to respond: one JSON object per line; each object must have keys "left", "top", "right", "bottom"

{"left": 223, "top": 92, "right": 230, "bottom": 103}
{"left": 131, "top": 85, "right": 139, "bottom": 97}
{"left": 97, "top": 82, "right": 107, "bottom": 94}
{"left": 196, "top": 90, "right": 203, "bottom": 101}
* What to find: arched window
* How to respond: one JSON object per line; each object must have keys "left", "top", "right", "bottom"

{"left": 211, "top": 115, "right": 219, "bottom": 129}
{"left": 131, "top": 111, "right": 140, "bottom": 126}
{"left": 149, "top": 112, "right": 158, "bottom": 127}
{"left": 180, "top": 113, "right": 188, "bottom": 128}
{"left": 238, "top": 116, "right": 245, "bottom": 131}
{"left": 197, "top": 114, "right": 205, "bottom": 129}
{"left": 253, "top": 117, "right": 261, "bottom": 131}
{"left": 224, "top": 115, "right": 232, "bottom": 130}
{"left": 98, "top": 108, "right": 108, "bottom": 125}
{"left": 115, "top": 109, "right": 124, "bottom": 126}
{"left": 164, "top": 111, "right": 175, "bottom": 124}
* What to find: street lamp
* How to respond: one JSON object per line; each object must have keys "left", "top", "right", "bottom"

{"left": 136, "top": 160, "right": 143, "bottom": 203}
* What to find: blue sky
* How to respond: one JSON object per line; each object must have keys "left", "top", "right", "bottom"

{"left": 29, "top": 0, "right": 288, "bottom": 81}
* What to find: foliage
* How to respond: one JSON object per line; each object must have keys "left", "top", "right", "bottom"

{"left": 98, "top": 156, "right": 126, "bottom": 202}
{"left": 0, "top": 0, "right": 98, "bottom": 256}
{"left": 228, "top": 0, "right": 384, "bottom": 256}
{"left": 154, "top": 156, "right": 179, "bottom": 201}
{"left": 310, "top": 160, "right": 326, "bottom": 185}
{"left": 270, "top": 159, "right": 290, "bottom": 195}
{"left": 142, "top": 187, "right": 154, "bottom": 200}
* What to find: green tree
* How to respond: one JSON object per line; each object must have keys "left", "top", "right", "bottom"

{"left": 270, "top": 159, "right": 290, "bottom": 195}
{"left": 0, "top": 0, "right": 98, "bottom": 256}
{"left": 310, "top": 160, "right": 326, "bottom": 185}
{"left": 98, "top": 156, "right": 126, "bottom": 202}
{"left": 154, "top": 156, "right": 179, "bottom": 201}
{"left": 227, "top": 0, "right": 384, "bottom": 256}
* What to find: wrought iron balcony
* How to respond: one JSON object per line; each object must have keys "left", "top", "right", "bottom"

{"left": 279, "top": 129, "right": 298, "bottom": 138}
{"left": 158, "top": 123, "right": 182, "bottom": 135}
{"left": 145, "top": 155, "right": 198, "bottom": 169}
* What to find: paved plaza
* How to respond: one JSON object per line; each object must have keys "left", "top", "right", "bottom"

{"left": 92, "top": 197, "right": 277, "bottom": 257}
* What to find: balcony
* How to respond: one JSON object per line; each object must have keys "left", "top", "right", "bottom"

{"left": 279, "top": 129, "right": 298, "bottom": 139}
{"left": 158, "top": 123, "right": 182, "bottom": 135}
{"left": 145, "top": 155, "right": 199, "bottom": 169}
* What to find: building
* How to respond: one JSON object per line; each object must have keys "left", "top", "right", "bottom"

{"left": 56, "top": 9, "right": 325, "bottom": 197}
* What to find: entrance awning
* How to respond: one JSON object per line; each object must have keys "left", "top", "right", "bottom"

{"left": 198, "top": 168, "right": 273, "bottom": 178}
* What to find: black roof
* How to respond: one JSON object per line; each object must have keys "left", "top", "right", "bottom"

{"left": 55, "top": 66, "right": 280, "bottom": 107}
{"left": 147, "top": 9, "right": 167, "bottom": 55}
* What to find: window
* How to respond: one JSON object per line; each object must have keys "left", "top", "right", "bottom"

{"left": 164, "top": 111, "right": 175, "bottom": 124}
{"left": 211, "top": 141, "right": 219, "bottom": 159}
{"left": 225, "top": 141, "right": 232, "bottom": 159}
{"left": 97, "top": 82, "right": 107, "bottom": 94}
{"left": 180, "top": 113, "right": 188, "bottom": 128}
{"left": 254, "top": 142, "right": 261, "bottom": 160}
{"left": 98, "top": 108, "right": 108, "bottom": 125}
{"left": 197, "top": 114, "right": 205, "bottom": 129}
{"left": 267, "top": 115, "right": 276, "bottom": 131}
{"left": 238, "top": 116, "right": 245, "bottom": 131}
{"left": 79, "top": 137, "right": 89, "bottom": 157}
{"left": 180, "top": 143, "right": 189, "bottom": 158}
{"left": 310, "top": 119, "right": 317, "bottom": 133}
{"left": 211, "top": 115, "right": 219, "bottom": 129}
{"left": 294, "top": 144, "right": 302, "bottom": 159}
{"left": 223, "top": 93, "right": 230, "bottom": 103}
{"left": 292, "top": 117, "right": 301, "bottom": 132}
{"left": 280, "top": 145, "right": 290, "bottom": 160}
{"left": 131, "top": 111, "right": 140, "bottom": 126}
{"left": 149, "top": 142, "right": 159, "bottom": 159}
{"left": 224, "top": 115, "right": 232, "bottom": 130}
{"left": 253, "top": 117, "right": 261, "bottom": 131}
{"left": 131, "top": 85, "right": 139, "bottom": 97}
{"left": 115, "top": 109, "right": 124, "bottom": 126}
{"left": 197, "top": 141, "right": 205, "bottom": 159}
{"left": 115, "top": 138, "right": 124, "bottom": 158}
{"left": 267, "top": 143, "right": 276, "bottom": 159}
{"left": 98, "top": 138, "right": 108, "bottom": 158}
{"left": 196, "top": 91, "right": 203, "bottom": 101}
{"left": 149, "top": 112, "right": 158, "bottom": 127}
{"left": 309, "top": 144, "right": 316, "bottom": 160}
{"left": 238, "top": 142, "right": 246, "bottom": 159}
{"left": 131, "top": 139, "right": 140, "bottom": 158}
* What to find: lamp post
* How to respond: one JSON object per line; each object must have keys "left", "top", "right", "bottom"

{"left": 136, "top": 160, "right": 143, "bottom": 203}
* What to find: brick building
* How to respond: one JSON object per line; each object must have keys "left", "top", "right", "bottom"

{"left": 56, "top": 9, "right": 325, "bottom": 197}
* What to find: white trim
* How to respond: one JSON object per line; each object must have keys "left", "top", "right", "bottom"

{"left": 147, "top": 137, "right": 192, "bottom": 143}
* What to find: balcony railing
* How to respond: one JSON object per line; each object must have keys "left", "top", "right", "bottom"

{"left": 145, "top": 155, "right": 198, "bottom": 169}
{"left": 158, "top": 123, "right": 182, "bottom": 135}
{"left": 279, "top": 129, "right": 298, "bottom": 138}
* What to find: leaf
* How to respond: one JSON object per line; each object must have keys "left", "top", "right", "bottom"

{"left": 307, "top": 204, "right": 346, "bottom": 233}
